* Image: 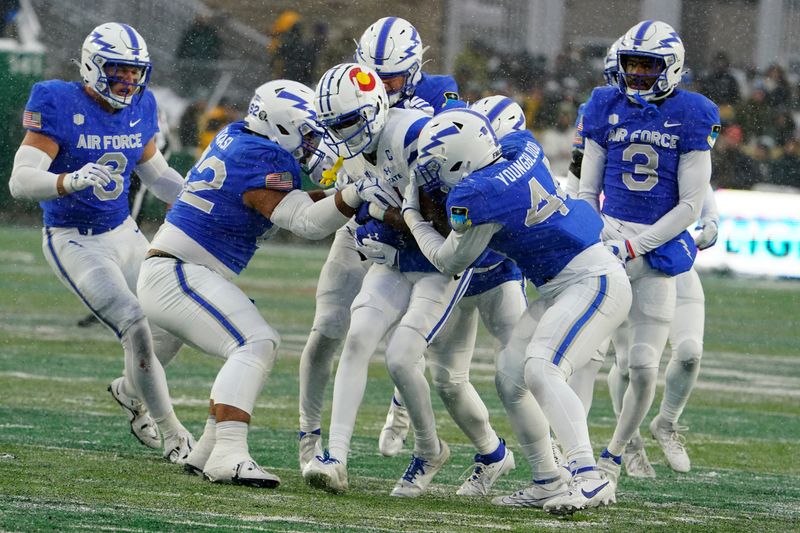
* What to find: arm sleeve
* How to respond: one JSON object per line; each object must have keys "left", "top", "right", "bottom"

{"left": 629, "top": 150, "right": 712, "bottom": 255}
{"left": 134, "top": 149, "right": 185, "bottom": 203}
{"left": 8, "top": 144, "right": 60, "bottom": 200}
{"left": 270, "top": 189, "right": 350, "bottom": 240}
{"left": 700, "top": 183, "right": 719, "bottom": 223}
{"left": 404, "top": 209, "right": 499, "bottom": 275}
{"left": 577, "top": 137, "right": 606, "bottom": 213}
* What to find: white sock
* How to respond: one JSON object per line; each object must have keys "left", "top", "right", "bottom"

{"left": 213, "top": 420, "right": 249, "bottom": 457}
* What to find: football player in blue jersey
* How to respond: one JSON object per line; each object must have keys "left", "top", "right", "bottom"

{"left": 402, "top": 108, "right": 632, "bottom": 513}
{"left": 9, "top": 22, "right": 192, "bottom": 461}
{"left": 576, "top": 20, "right": 720, "bottom": 487}
{"left": 302, "top": 63, "right": 471, "bottom": 497}
{"left": 296, "top": 17, "right": 463, "bottom": 475}
{"left": 136, "top": 79, "right": 363, "bottom": 488}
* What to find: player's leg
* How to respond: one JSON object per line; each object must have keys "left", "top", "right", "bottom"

{"left": 303, "top": 263, "right": 409, "bottom": 492}
{"left": 601, "top": 262, "right": 676, "bottom": 481}
{"left": 567, "top": 337, "right": 610, "bottom": 415}
{"left": 651, "top": 268, "right": 704, "bottom": 472}
{"left": 138, "top": 257, "right": 280, "bottom": 487}
{"left": 298, "top": 226, "right": 369, "bottom": 469}
{"left": 522, "top": 270, "right": 631, "bottom": 514}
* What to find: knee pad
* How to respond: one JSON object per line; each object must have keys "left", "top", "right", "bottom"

{"left": 212, "top": 338, "right": 277, "bottom": 414}
{"left": 312, "top": 300, "right": 351, "bottom": 340}
{"left": 674, "top": 338, "right": 702, "bottom": 368}
{"left": 428, "top": 360, "right": 468, "bottom": 393}
{"left": 628, "top": 342, "right": 661, "bottom": 370}
{"left": 628, "top": 365, "right": 658, "bottom": 391}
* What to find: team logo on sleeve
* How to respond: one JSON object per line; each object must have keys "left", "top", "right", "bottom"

{"left": 349, "top": 68, "right": 376, "bottom": 91}
{"left": 449, "top": 206, "right": 472, "bottom": 231}
{"left": 22, "top": 110, "right": 41, "bottom": 129}
{"left": 708, "top": 124, "right": 721, "bottom": 148}
{"left": 265, "top": 171, "right": 295, "bottom": 191}
{"left": 443, "top": 91, "right": 459, "bottom": 101}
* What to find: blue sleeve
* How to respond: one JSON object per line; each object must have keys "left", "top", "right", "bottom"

{"left": 24, "top": 82, "right": 63, "bottom": 144}
{"left": 680, "top": 96, "right": 721, "bottom": 153}
{"left": 140, "top": 91, "right": 160, "bottom": 146}
{"left": 499, "top": 129, "right": 535, "bottom": 159}
{"left": 446, "top": 184, "right": 485, "bottom": 229}
{"left": 243, "top": 143, "right": 302, "bottom": 192}
{"left": 581, "top": 88, "right": 607, "bottom": 148}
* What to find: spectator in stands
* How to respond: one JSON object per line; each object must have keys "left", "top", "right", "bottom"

{"left": 197, "top": 99, "right": 236, "bottom": 155}
{"left": 177, "top": 13, "right": 222, "bottom": 96}
{"left": 178, "top": 99, "right": 206, "bottom": 153}
{"left": 699, "top": 51, "right": 741, "bottom": 106}
{"left": 268, "top": 10, "right": 314, "bottom": 84}
{"left": 770, "top": 137, "right": 800, "bottom": 190}
{"left": 762, "top": 64, "right": 792, "bottom": 109}
{"left": 0, "top": 0, "right": 18, "bottom": 38}
{"left": 736, "top": 85, "right": 773, "bottom": 143}
{"left": 711, "top": 125, "right": 759, "bottom": 190}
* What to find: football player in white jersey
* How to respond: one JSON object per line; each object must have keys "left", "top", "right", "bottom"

{"left": 297, "top": 17, "right": 463, "bottom": 474}
{"left": 136, "top": 80, "right": 363, "bottom": 487}
{"left": 302, "top": 63, "right": 469, "bottom": 497}
{"left": 577, "top": 20, "right": 719, "bottom": 487}
{"left": 9, "top": 22, "right": 191, "bottom": 461}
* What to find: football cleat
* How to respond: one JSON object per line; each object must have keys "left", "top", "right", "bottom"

{"left": 391, "top": 439, "right": 450, "bottom": 498}
{"left": 551, "top": 438, "right": 566, "bottom": 469}
{"left": 623, "top": 434, "right": 656, "bottom": 478}
{"left": 298, "top": 429, "right": 323, "bottom": 474}
{"left": 163, "top": 431, "right": 195, "bottom": 464}
{"left": 378, "top": 395, "right": 410, "bottom": 457}
{"left": 204, "top": 451, "right": 280, "bottom": 488}
{"left": 543, "top": 471, "right": 616, "bottom": 515}
{"left": 302, "top": 450, "right": 348, "bottom": 493}
{"left": 650, "top": 415, "right": 691, "bottom": 473}
{"left": 183, "top": 435, "right": 214, "bottom": 476}
{"left": 456, "top": 441, "right": 516, "bottom": 496}
{"left": 491, "top": 470, "right": 570, "bottom": 507}
{"left": 107, "top": 377, "right": 161, "bottom": 449}
{"left": 596, "top": 448, "right": 622, "bottom": 487}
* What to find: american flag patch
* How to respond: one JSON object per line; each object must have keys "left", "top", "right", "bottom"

{"left": 265, "top": 171, "right": 294, "bottom": 191}
{"left": 22, "top": 110, "right": 42, "bottom": 129}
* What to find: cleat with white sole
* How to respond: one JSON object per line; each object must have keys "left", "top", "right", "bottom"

{"left": 204, "top": 452, "right": 280, "bottom": 488}
{"left": 378, "top": 395, "right": 410, "bottom": 457}
{"left": 650, "top": 415, "right": 691, "bottom": 473}
{"left": 543, "top": 472, "right": 616, "bottom": 515}
{"left": 623, "top": 434, "right": 656, "bottom": 478}
{"left": 391, "top": 439, "right": 450, "bottom": 498}
{"left": 302, "top": 450, "right": 348, "bottom": 493}
{"left": 298, "top": 429, "right": 323, "bottom": 474}
{"left": 492, "top": 470, "right": 570, "bottom": 507}
{"left": 457, "top": 441, "right": 515, "bottom": 496}
{"left": 107, "top": 377, "right": 161, "bottom": 449}
{"left": 163, "top": 432, "right": 195, "bottom": 464}
{"left": 597, "top": 448, "right": 622, "bottom": 487}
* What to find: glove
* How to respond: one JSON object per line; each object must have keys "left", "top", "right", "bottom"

{"left": 694, "top": 219, "right": 719, "bottom": 250}
{"left": 401, "top": 95, "right": 434, "bottom": 115}
{"left": 355, "top": 176, "right": 402, "bottom": 208}
{"left": 605, "top": 239, "right": 636, "bottom": 262}
{"left": 64, "top": 163, "right": 112, "bottom": 194}
{"left": 354, "top": 236, "right": 399, "bottom": 267}
{"left": 401, "top": 171, "right": 421, "bottom": 215}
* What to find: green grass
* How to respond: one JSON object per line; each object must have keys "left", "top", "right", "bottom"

{"left": 0, "top": 223, "right": 798, "bottom": 532}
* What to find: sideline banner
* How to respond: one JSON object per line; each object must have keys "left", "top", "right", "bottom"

{"left": 694, "top": 189, "right": 800, "bottom": 278}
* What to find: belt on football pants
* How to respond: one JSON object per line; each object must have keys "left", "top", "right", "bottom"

{"left": 145, "top": 249, "right": 180, "bottom": 261}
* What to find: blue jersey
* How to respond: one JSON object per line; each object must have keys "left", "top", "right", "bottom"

{"left": 411, "top": 73, "right": 462, "bottom": 115}
{"left": 582, "top": 86, "right": 720, "bottom": 224}
{"left": 167, "top": 121, "right": 302, "bottom": 274}
{"left": 572, "top": 101, "right": 587, "bottom": 152}
{"left": 446, "top": 130, "right": 602, "bottom": 287}
{"left": 24, "top": 80, "right": 159, "bottom": 231}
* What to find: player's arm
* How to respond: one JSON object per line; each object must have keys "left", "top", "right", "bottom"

{"left": 243, "top": 184, "right": 362, "bottom": 240}
{"left": 9, "top": 130, "right": 109, "bottom": 200}
{"left": 628, "top": 150, "right": 712, "bottom": 256}
{"left": 134, "top": 138, "right": 186, "bottom": 203}
{"left": 577, "top": 137, "right": 606, "bottom": 213}
{"left": 694, "top": 184, "right": 719, "bottom": 249}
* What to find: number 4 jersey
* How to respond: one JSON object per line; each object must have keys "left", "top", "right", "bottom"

{"left": 23, "top": 80, "right": 159, "bottom": 231}
{"left": 581, "top": 85, "right": 720, "bottom": 224}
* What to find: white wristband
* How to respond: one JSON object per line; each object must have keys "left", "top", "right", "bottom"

{"left": 368, "top": 202, "right": 387, "bottom": 221}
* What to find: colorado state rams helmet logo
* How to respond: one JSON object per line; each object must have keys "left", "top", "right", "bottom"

{"left": 349, "top": 67, "right": 376, "bottom": 91}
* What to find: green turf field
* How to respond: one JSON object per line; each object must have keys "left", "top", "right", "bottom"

{"left": 0, "top": 224, "right": 798, "bottom": 532}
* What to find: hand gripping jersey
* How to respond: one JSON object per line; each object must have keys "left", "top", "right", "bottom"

{"left": 446, "top": 130, "right": 603, "bottom": 286}
{"left": 24, "top": 80, "right": 159, "bottom": 231}
{"left": 166, "top": 121, "right": 302, "bottom": 274}
{"left": 581, "top": 86, "right": 720, "bottom": 224}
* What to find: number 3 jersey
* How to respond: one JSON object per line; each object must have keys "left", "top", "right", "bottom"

{"left": 163, "top": 121, "right": 302, "bottom": 275}
{"left": 445, "top": 130, "right": 602, "bottom": 287}
{"left": 23, "top": 80, "right": 159, "bottom": 231}
{"left": 581, "top": 86, "right": 720, "bottom": 224}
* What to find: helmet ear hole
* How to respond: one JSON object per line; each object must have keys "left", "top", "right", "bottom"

{"left": 449, "top": 161, "right": 462, "bottom": 173}
{"left": 277, "top": 124, "right": 289, "bottom": 135}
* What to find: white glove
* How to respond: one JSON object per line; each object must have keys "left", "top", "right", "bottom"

{"left": 605, "top": 239, "right": 636, "bottom": 262}
{"left": 694, "top": 219, "right": 719, "bottom": 250}
{"left": 401, "top": 171, "right": 421, "bottom": 215}
{"left": 355, "top": 176, "right": 402, "bottom": 208}
{"left": 355, "top": 237, "right": 398, "bottom": 267}
{"left": 401, "top": 95, "right": 434, "bottom": 115}
{"left": 63, "top": 163, "right": 112, "bottom": 194}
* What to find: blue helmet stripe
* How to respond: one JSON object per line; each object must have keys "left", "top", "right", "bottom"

{"left": 120, "top": 23, "right": 140, "bottom": 56}
{"left": 633, "top": 20, "right": 654, "bottom": 46}
{"left": 374, "top": 17, "right": 398, "bottom": 67}
{"left": 485, "top": 97, "right": 513, "bottom": 124}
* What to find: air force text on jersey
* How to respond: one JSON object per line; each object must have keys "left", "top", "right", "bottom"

{"left": 606, "top": 127, "right": 679, "bottom": 149}
{"left": 76, "top": 133, "right": 144, "bottom": 151}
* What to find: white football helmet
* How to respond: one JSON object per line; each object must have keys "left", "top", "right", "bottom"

{"left": 79, "top": 23, "right": 152, "bottom": 109}
{"left": 415, "top": 109, "right": 502, "bottom": 189}
{"left": 469, "top": 95, "right": 526, "bottom": 138}
{"left": 354, "top": 17, "right": 428, "bottom": 106}
{"left": 245, "top": 80, "right": 324, "bottom": 173}
{"left": 617, "top": 20, "right": 684, "bottom": 102}
{"left": 314, "top": 63, "right": 389, "bottom": 159}
{"left": 603, "top": 36, "right": 624, "bottom": 86}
